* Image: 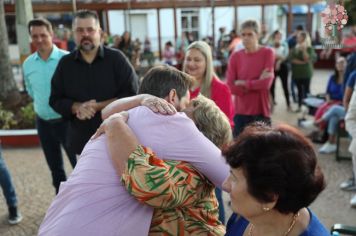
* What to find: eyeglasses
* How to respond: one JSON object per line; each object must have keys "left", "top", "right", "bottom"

{"left": 74, "top": 27, "right": 97, "bottom": 34}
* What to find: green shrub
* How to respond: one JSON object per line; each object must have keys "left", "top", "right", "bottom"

{"left": 0, "top": 103, "right": 18, "bottom": 129}
{"left": 18, "top": 102, "right": 36, "bottom": 128}
{"left": 0, "top": 102, "right": 35, "bottom": 129}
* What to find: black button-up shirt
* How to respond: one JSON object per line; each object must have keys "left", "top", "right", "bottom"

{"left": 50, "top": 45, "right": 138, "bottom": 154}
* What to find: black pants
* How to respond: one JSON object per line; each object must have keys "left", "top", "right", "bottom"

{"left": 270, "top": 62, "right": 290, "bottom": 107}
{"left": 294, "top": 78, "right": 310, "bottom": 109}
{"left": 36, "top": 116, "right": 77, "bottom": 193}
{"left": 233, "top": 114, "right": 271, "bottom": 137}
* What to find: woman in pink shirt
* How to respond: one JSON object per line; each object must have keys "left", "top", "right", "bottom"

{"left": 227, "top": 20, "right": 275, "bottom": 136}
{"left": 183, "top": 40, "right": 234, "bottom": 127}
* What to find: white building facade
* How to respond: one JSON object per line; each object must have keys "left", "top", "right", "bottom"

{"left": 108, "top": 5, "right": 282, "bottom": 52}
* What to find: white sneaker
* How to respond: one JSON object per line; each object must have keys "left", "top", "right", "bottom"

{"left": 8, "top": 206, "right": 22, "bottom": 225}
{"left": 351, "top": 194, "right": 356, "bottom": 208}
{"left": 340, "top": 178, "right": 356, "bottom": 191}
{"left": 319, "top": 142, "right": 337, "bottom": 154}
{"left": 300, "top": 120, "right": 317, "bottom": 129}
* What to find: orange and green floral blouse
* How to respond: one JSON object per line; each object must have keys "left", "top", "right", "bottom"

{"left": 121, "top": 145, "right": 226, "bottom": 236}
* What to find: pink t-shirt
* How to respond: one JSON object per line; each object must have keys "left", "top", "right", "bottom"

{"left": 190, "top": 77, "right": 234, "bottom": 127}
{"left": 39, "top": 106, "right": 229, "bottom": 236}
{"left": 227, "top": 47, "right": 275, "bottom": 117}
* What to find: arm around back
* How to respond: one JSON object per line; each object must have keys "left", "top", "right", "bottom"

{"left": 127, "top": 107, "right": 230, "bottom": 188}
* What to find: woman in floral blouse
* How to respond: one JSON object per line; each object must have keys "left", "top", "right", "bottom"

{"left": 100, "top": 95, "right": 232, "bottom": 235}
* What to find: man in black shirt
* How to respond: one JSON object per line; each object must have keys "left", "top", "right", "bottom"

{"left": 50, "top": 10, "right": 138, "bottom": 155}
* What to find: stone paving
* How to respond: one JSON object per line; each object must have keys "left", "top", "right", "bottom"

{"left": 1, "top": 69, "right": 356, "bottom": 235}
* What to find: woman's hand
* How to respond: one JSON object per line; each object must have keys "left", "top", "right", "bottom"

{"left": 92, "top": 111, "right": 129, "bottom": 139}
{"left": 141, "top": 95, "right": 177, "bottom": 115}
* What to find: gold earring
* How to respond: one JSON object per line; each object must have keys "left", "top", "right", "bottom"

{"left": 262, "top": 206, "right": 270, "bottom": 211}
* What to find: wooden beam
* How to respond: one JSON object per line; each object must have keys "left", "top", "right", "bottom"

{"left": 234, "top": 0, "right": 238, "bottom": 31}
{"left": 105, "top": 10, "right": 110, "bottom": 35}
{"left": 4, "top": 0, "right": 324, "bottom": 13}
{"left": 173, "top": 3, "right": 177, "bottom": 45}
{"left": 97, "top": 10, "right": 109, "bottom": 34}
{"left": 72, "top": 0, "right": 77, "bottom": 13}
{"left": 123, "top": 9, "right": 127, "bottom": 32}
{"left": 212, "top": 0, "right": 215, "bottom": 50}
{"left": 307, "top": 3, "right": 312, "bottom": 35}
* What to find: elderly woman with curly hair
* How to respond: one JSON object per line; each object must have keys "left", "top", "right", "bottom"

{"left": 223, "top": 123, "right": 329, "bottom": 236}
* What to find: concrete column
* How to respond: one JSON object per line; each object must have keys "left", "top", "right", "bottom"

{"left": 156, "top": 8, "right": 162, "bottom": 60}
{"left": 15, "top": 0, "right": 33, "bottom": 64}
{"left": 211, "top": 0, "right": 215, "bottom": 50}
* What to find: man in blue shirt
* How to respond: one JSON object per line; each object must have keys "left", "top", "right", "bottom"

{"left": 23, "top": 18, "right": 76, "bottom": 194}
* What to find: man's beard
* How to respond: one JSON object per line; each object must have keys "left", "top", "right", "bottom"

{"left": 78, "top": 37, "right": 95, "bottom": 52}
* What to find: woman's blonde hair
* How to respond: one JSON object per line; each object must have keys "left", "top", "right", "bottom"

{"left": 183, "top": 41, "right": 216, "bottom": 98}
{"left": 298, "top": 31, "right": 312, "bottom": 47}
{"left": 190, "top": 95, "right": 232, "bottom": 148}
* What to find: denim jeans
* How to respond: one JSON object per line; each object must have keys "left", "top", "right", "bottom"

{"left": 233, "top": 114, "right": 271, "bottom": 137}
{"left": 36, "top": 116, "right": 77, "bottom": 193}
{"left": 0, "top": 145, "right": 18, "bottom": 207}
{"left": 321, "top": 105, "right": 346, "bottom": 136}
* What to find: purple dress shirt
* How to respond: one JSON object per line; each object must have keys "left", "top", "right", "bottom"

{"left": 39, "top": 106, "right": 229, "bottom": 236}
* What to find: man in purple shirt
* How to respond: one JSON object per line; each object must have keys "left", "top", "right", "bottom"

{"left": 39, "top": 65, "right": 229, "bottom": 236}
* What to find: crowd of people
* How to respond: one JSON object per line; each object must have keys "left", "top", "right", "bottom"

{"left": 1, "top": 8, "right": 356, "bottom": 236}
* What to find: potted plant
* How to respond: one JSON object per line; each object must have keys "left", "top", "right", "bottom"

{"left": 0, "top": 95, "right": 39, "bottom": 147}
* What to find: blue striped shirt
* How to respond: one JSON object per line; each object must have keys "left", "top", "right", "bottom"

{"left": 23, "top": 45, "right": 69, "bottom": 120}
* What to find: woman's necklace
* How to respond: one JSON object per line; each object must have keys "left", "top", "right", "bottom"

{"left": 248, "top": 212, "right": 300, "bottom": 236}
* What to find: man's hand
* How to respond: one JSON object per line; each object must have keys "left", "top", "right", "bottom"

{"left": 76, "top": 100, "right": 97, "bottom": 120}
{"left": 141, "top": 95, "right": 176, "bottom": 115}
{"left": 91, "top": 111, "right": 129, "bottom": 139}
